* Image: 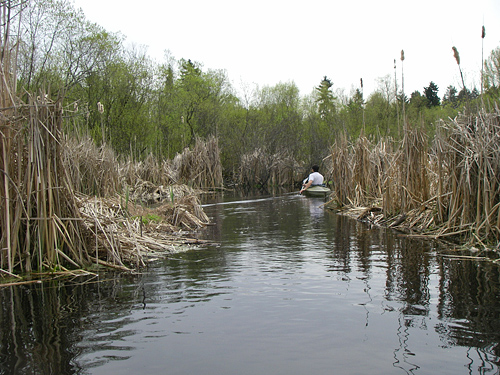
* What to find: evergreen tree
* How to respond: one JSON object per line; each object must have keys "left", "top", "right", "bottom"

{"left": 346, "top": 88, "right": 364, "bottom": 135}
{"left": 315, "top": 76, "right": 336, "bottom": 120}
{"left": 442, "top": 85, "right": 458, "bottom": 108}
{"left": 424, "top": 82, "right": 440, "bottom": 107}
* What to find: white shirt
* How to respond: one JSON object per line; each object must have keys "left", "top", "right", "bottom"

{"left": 308, "top": 171, "right": 324, "bottom": 185}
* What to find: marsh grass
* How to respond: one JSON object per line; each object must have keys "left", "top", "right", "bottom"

{"left": 0, "top": 22, "right": 218, "bottom": 278}
{"left": 174, "top": 136, "right": 223, "bottom": 189}
{"left": 0, "top": 97, "right": 217, "bottom": 279}
{"left": 238, "top": 148, "right": 300, "bottom": 188}
{"left": 329, "top": 109, "right": 500, "bottom": 247}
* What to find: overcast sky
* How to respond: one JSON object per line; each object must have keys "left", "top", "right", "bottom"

{"left": 72, "top": 0, "right": 500, "bottom": 99}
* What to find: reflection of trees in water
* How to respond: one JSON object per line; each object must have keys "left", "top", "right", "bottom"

{"left": 329, "top": 215, "right": 433, "bottom": 311}
{"left": 437, "top": 259, "right": 500, "bottom": 358}
{"left": 1, "top": 199, "right": 499, "bottom": 374}
{"left": 0, "top": 275, "right": 142, "bottom": 375}
{"left": 392, "top": 311, "right": 420, "bottom": 374}
{"left": 329, "top": 215, "right": 354, "bottom": 274}
{"left": 327, "top": 215, "right": 500, "bottom": 370}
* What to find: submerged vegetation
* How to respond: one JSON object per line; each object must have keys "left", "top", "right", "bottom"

{"left": 1, "top": 0, "right": 500, "bottom": 279}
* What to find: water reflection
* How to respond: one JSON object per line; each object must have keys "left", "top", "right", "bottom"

{"left": 0, "top": 193, "right": 499, "bottom": 374}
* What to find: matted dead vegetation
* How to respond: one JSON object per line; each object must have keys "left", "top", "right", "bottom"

{"left": 0, "top": 4, "right": 220, "bottom": 281}
{"left": 76, "top": 193, "right": 210, "bottom": 272}
{"left": 327, "top": 108, "right": 500, "bottom": 253}
{"left": 0, "top": 94, "right": 216, "bottom": 281}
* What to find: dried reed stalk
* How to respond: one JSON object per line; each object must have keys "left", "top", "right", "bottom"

{"left": 173, "top": 136, "right": 223, "bottom": 188}
{"left": 238, "top": 147, "right": 299, "bottom": 188}
{"left": 329, "top": 108, "right": 500, "bottom": 246}
{"left": 330, "top": 133, "right": 354, "bottom": 205}
{"left": 0, "top": 94, "right": 91, "bottom": 274}
{"left": 0, "top": 4, "right": 215, "bottom": 278}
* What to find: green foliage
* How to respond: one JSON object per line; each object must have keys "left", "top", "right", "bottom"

{"left": 363, "top": 92, "right": 395, "bottom": 138}
{"left": 140, "top": 214, "right": 163, "bottom": 225}
{"left": 408, "top": 91, "right": 428, "bottom": 116}
{"left": 424, "top": 82, "right": 440, "bottom": 107}
{"left": 483, "top": 47, "right": 500, "bottom": 92}
{"left": 13, "top": 0, "right": 499, "bottom": 183}
{"left": 442, "top": 85, "right": 458, "bottom": 108}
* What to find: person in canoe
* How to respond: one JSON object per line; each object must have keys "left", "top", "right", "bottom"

{"left": 300, "top": 165, "right": 324, "bottom": 194}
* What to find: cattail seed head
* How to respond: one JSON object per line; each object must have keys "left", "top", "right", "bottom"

{"left": 400, "top": 50, "right": 405, "bottom": 61}
{"left": 360, "top": 78, "right": 363, "bottom": 88}
{"left": 482, "top": 25, "right": 486, "bottom": 39}
{"left": 452, "top": 46, "right": 460, "bottom": 65}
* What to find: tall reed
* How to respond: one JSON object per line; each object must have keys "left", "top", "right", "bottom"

{"left": 329, "top": 108, "right": 500, "bottom": 245}
{"left": 0, "top": 94, "right": 91, "bottom": 274}
{"left": 238, "top": 147, "right": 299, "bottom": 188}
{"left": 173, "top": 136, "right": 223, "bottom": 188}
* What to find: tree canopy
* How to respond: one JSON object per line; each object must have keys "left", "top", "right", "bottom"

{"left": 9, "top": 0, "right": 498, "bottom": 180}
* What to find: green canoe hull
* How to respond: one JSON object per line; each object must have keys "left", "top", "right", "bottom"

{"left": 303, "top": 186, "right": 331, "bottom": 197}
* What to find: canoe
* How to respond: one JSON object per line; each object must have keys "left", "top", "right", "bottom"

{"left": 303, "top": 185, "right": 331, "bottom": 197}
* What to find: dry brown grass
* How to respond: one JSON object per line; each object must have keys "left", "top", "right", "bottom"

{"left": 0, "top": 26, "right": 217, "bottom": 278}
{"left": 0, "top": 94, "right": 90, "bottom": 274}
{"left": 328, "top": 109, "right": 500, "bottom": 247}
{"left": 238, "top": 148, "right": 300, "bottom": 188}
{"left": 0, "top": 95, "right": 217, "bottom": 278}
{"left": 173, "top": 136, "right": 223, "bottom": 189}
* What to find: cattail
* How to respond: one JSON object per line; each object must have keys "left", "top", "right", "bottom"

{"left": 394, "top": 58, "right": 401, "bottom": 136}
{"left": 481, "top": 26, "right": 485, "bottom": 97}
{"left": 452, "top": 46, "right": 460, "bottom": 65}
{"left": 400, "top": 50, "right": 405, "bottom": 126}
{"left": 360, "top": 78, "right": 363, "bottom": 88}
{"left": 452, "top": 46, "right": 466, "bottom": 91}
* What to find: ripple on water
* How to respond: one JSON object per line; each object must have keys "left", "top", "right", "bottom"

{"left": 1, "top": 194, "right": 498, "bottom": 375}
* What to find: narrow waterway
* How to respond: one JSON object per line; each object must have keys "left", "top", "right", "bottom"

{"left": 0, "top": 193, "right": 499, "bottom": 375}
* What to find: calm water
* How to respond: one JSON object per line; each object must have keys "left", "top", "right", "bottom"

{"left": 1, "top": 193, "right": 499, "bottom": 375}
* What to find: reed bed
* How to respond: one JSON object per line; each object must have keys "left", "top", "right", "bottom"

{"left": 435, "top": 109, "right": 500, "bottom": 243}
{"left": 329, "top": 133, "right": 394, "bottom": 208}
{"left": 328, "top": 108, "right": 500, "bottom": 248}
{"left": 63, "top": 136, "right": 121, "bottom": 197}
{"left": 0, "top": 95, "right": 89, "bottom": 275}
{"left": 0, "top": 94, "right": 218, "bottom": 279}
{"left": 238, "top": 148, "right": 300, "bottom": 187}
{"left": 173, "top": 136, "right": 223, "bottom": 189}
